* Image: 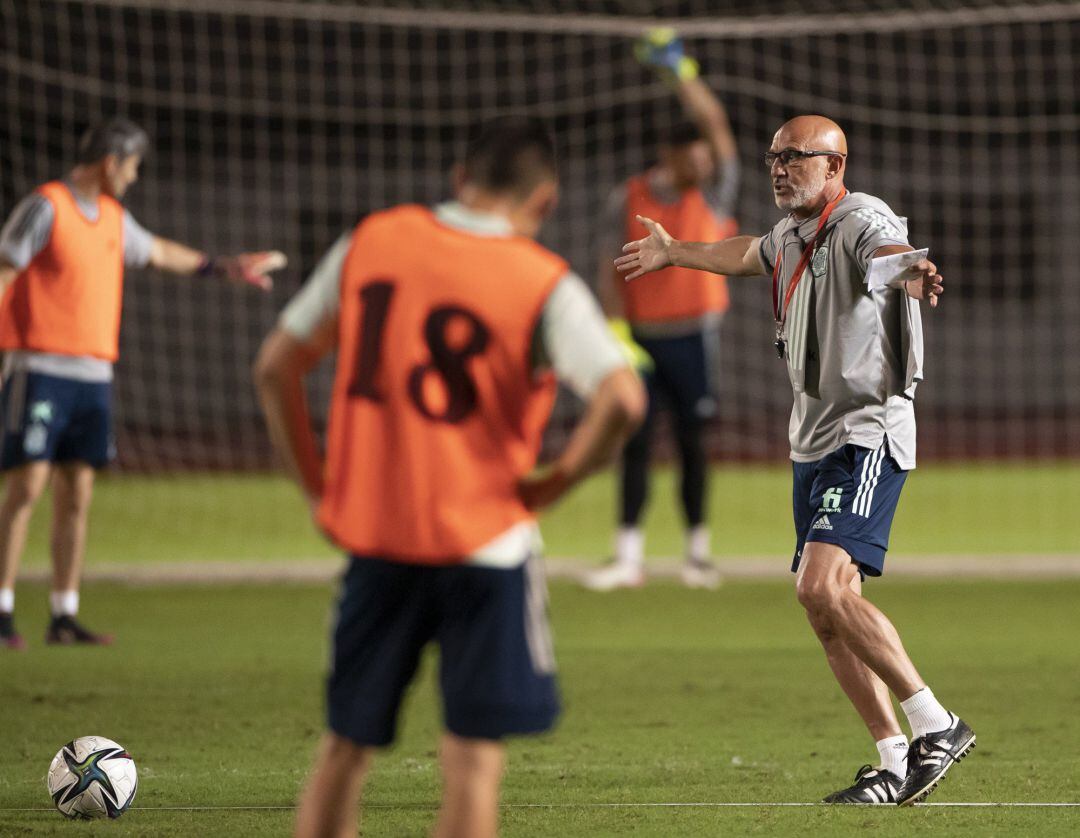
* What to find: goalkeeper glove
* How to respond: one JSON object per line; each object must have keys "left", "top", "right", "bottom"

{"left": 608, "top": 318, "right": 654, "bottom": 374}
{"left": 634, "top": 28, "right": 699, "bottom": 83}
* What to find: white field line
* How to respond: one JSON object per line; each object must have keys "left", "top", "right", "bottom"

{"left": 16, "top": 555, "right": 1080, "bottom": 585}
{"left": 4, "top": 802, "right": 1080, "bottom": 812}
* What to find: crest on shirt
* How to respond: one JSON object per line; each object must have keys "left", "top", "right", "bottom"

{"left": 811, "top": 246, "right": 829, "bottom": 277}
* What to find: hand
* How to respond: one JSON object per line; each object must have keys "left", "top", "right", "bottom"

{"left": 903, "top": 259, "right": 944, "bottom": 308}
{"left": 215, "top": 251, "right": 288, "bottom": 291}
{"left": 517, "top": 463, "right": 573, "bottom": 511}
{"left": 614, "top": 215, "right": 675, "bottom": 281}
{"left": 634, "top": 28, "right": 699, "bottom": 82}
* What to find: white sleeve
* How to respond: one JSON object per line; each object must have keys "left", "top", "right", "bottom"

{"left": 539, "top": 272, "right": 629, "bottom": 400}
{"left": 279, "top": 233, "right": 350, "bottom": 341}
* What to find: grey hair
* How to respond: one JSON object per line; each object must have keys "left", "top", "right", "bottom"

{"left": 76, "top": 117, "right": 149, "bottom": 164}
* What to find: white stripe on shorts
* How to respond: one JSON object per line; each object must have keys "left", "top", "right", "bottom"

{"left": 853, "top": 445, "right": 886, "bottom": 518}
{"left": 523, "top": 554, "right": 556, "bottom": 675}
{"left": 860, "top": 455, "right": 887, "bottom": 517}
{"left": 5, "top": 369, "right": 28, "bottom": 433}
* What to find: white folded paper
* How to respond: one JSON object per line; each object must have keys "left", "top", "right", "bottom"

{"left": 864, "top": 248, "right": 929, "bottom": 291}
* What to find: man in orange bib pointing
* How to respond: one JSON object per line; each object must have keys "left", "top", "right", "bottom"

{"left": 0, "top": 118, "right": 284, "bottom": 649}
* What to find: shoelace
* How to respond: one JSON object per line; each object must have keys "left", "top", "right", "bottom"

{"left": 909, "top": 737, "right": 951, "bottom": 767}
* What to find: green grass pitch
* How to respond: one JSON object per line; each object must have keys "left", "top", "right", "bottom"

{"left": 3, "top": 461, "right": 1078, "bottom": 834}
{"left": 13, "top": 461, "right": 1080, "bottom": 567}
{"left": 2, "top": 579, "right": 1080, "bottom": 835}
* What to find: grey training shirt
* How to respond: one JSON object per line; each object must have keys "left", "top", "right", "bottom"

{"left": 0, "top": 183, "right": 156, "bottom": 382}
{"left": 757, "top": 192, "right": 923, "bottom": 469}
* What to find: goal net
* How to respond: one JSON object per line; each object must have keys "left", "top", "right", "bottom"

{"left": 0, "top": 0, "right": 1076, "bottom": 557}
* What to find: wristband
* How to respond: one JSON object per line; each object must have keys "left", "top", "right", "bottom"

{"left": 196, "top": 255, "right": 217, "bottom": 277}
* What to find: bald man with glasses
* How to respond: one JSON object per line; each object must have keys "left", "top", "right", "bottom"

{"left": 616, "top": 115, "right": 973, "bottom": 807}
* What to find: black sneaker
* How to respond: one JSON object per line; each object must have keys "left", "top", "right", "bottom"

{"left": 895, "top": 713, "right": 976, "bottom": 806}
{"left": 1, "top": 612, "right": 26, "bottom": 651}
{"left": 45, "top": 615, "right": 114, "bottom": 646}
{"left": 822, "top": 764, "right": 902, "bottom": 804}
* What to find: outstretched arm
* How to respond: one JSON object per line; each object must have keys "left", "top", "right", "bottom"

{"left": 614, "top": 215, "right": 763, "bottom": 280}
{"left": 147, "top": 236, "right": 285, "bottom": 291}
{"left": 872, "top": 245, "right": 945, "bottom": 308}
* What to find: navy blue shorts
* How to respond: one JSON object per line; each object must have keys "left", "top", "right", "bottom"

{"left": 328, "top": 554, "right": 560, "bottom": 747}
{"left": 633, "top": 323, "right": 721, "bottom": 422}
{"left": 792, "top": 442, "right": 908, "bottom": 577}
{"left": 0, "top": 371, "right": 113, "bottom": 471}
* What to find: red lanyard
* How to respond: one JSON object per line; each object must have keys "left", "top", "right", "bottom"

{"left": 771, "top": 189, "right": 847, "bottom": 331}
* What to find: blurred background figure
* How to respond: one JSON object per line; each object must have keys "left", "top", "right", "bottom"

{"left": 0, "top": 118, "right": 282, "bottom": 650}
{"left": 587, "top": 29, "right": 741, "bottom": 592}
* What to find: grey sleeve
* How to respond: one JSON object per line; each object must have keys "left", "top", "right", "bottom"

{"left": 848, "top": 204, "right": 910, "bottom": 273}
{"left": 756, "top": 220, "right": 785, "bottom": 274}
{"left": 122, "top": 210, "right": 156, "bottom": 268}
{"left": 700, "top": 157, "right": 741, "bottom": 219}
{"left": 537, "top": 272, "right": 629, "bottom": 400}
{"left": 0, "top": 193, "right": 55, "bottom": 270}
{"left": 279, "top": 233, "right": 350, "bottom": 341}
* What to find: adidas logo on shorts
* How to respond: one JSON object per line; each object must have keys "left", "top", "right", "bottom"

{"left": 812, "top": 515, "right": 833, "bottom": 531}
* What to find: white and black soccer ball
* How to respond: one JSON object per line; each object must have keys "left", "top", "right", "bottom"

{"left": 46, "top": 736, "right": 138, "bottom": 819}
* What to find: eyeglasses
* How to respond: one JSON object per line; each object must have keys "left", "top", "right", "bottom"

{"left": 764, "top": 149, "right": 847, "bottom": 168}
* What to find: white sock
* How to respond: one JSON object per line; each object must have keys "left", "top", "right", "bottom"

{"left": 900, "top": 687, "right": 952, "bottom": 739}
{"left": 685, "top": 525, "right": 710, "bottom": 563}
{"left": 875, "top": 734, "right": 908, "bottom": 777}
{"left": 0, "top": 588, "right": 13, "bottom": 613}
{"left": 614, "top": 527, "right": 644, "bottom": 568}
{"left": 49, "top": 590, "right": 79, "bottom": 617}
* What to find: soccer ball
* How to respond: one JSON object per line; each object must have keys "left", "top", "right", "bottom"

{"left": 46, "top": 736, "right": 138, "bottom": 819}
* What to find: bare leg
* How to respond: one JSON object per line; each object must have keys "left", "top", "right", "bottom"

{"left": 798, "top": 567, "right": 902, "bottom": 740}
{"left": 50, "top": 463, "right": 95, "bottom": 594}
{"left": 796, "top": 542, "right": 925, "bottom": 707}
{"left": 433, "top": 733, "right": 505, "bottom": 838}
{"left": 0, "top": 462, "right": 52, "bottom": 591}
{"left": 294, "top": 733, "right": 373, "bottom": 838}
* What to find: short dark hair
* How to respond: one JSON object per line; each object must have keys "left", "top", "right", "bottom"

{"left": 462, "top": 116, "right": 557, "bottom": 198}
{"left": 76, "top": 117, "right": 149, "bottom": 165}
{"left": 661, "top": 120, "right": 704, "bottom": 149}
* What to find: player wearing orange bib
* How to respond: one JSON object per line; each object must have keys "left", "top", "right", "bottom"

{"left": 0, "top": 118, "right": 284, "bottom": 650}
{"left": 255, "top": 117, "right": 644, "bottom": 838}
{"left": 588, "top": 30, "right": 741, "bottom": 591}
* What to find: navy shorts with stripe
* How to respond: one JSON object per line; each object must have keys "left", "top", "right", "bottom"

{"left": 0, "top": 371, "right": 114, "bottom": 471}
{"left": 328, "top": 554, "right": 560, "bottom": 747}
{"left": 791, "top": 441, "right": 908, "bottom": 577}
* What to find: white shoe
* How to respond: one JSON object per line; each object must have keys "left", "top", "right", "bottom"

{"left": 582, "top": 561, "right": 645, "bottom": 592}
{"left": 680, "top": 559, "right": 722, "bottom": 590}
